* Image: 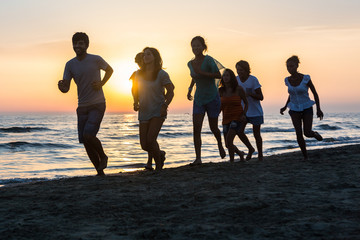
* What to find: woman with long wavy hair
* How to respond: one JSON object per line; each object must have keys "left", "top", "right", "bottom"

{"left": 132, "top": 47, "right": 175, "bottom": 170}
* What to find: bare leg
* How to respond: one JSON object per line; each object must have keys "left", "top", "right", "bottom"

{"left": 208, "top": 117, "right": 226, "bottom": 159}
{"left": 253, "top": 125, "right": 263, "bottom": 161}
{"left": 192, "top": 113, "right": 205, "bottom": 164}
{"left": 83, "top": 134, "right": 108, "bottom": 171}
{"left": 145, "top": 153, "right": 153, "bottom": 170}
{"left": 225, "top": 128, "right": 237, "bottom": 162}
{"left": 83, "top": 142, "right": 104, "bottom": 175}
{"left": 140, "top": 122, "right": 154, "bottom": 170}
{"left": 237, "top": 122, "right": 255, "bottom": 161}
{"left": 290, "top": 112, "right": 307, "bottom": 160}
{"left": 146, "top": 117, "right": 165, "bottom": 170}
{"left": 303, "top": 112, "right": 322, "bottom": 140}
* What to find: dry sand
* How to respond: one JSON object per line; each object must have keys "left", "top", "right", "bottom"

{"left": 1, "top": 144, "right": 359, "bottom": 239}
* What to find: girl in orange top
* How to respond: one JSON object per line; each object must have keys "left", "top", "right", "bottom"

{"left": 219, "top": 69, "right": 253, "bottom": 162}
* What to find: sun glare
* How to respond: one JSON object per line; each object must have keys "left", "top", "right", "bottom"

{"left": 109, "top": 60, "right": 138, "bottom": 95}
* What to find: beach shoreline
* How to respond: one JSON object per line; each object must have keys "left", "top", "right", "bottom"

{"left": 1, "top": 144, "right": 359, "bottom": 239}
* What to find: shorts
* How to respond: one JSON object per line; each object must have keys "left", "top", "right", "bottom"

{"left": 193, "top": 95, "right": 221, "bottom": 118}
{"left": 247, "top": 116, "right": 264, "bottom": 126}
{"left": 139, "top": 116, "right": 166, "bottom": 124}
{"left": 76, "top": 102, "right": 106, "bottom": 143}
{"left": 223, "top": 120, "right": 242, "bottom": 137}
{"left": 289, "top": 106, "right": 313, "bottom": 117}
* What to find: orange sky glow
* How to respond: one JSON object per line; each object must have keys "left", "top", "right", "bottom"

{"left": 1, "top": 0, "right": 359, "bottom": 114}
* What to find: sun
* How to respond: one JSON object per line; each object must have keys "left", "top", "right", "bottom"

{"left": 108, "top": 60, "right": 138, "bottom": 95}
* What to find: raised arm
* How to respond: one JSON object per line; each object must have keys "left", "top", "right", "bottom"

{"left": 193, "top": 64, "right": 221, "bottom": 79}
{"left": 92, "top": 65, "right": 114, "bottom": 90}
{"left": 161, "top": 83, "right": 175, "bottom": 117}
{"left": 197, "top": 69, "right": 221, "bottom": 79}
{"left": 58, "top": 79, "right": 71, "bottom": 93}
{"left": 248, "top": 87, "right": 264, "bottom": 101}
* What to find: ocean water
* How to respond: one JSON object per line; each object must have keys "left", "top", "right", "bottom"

{"left": 0, "top": 112, "right": 359, "bottom": 187}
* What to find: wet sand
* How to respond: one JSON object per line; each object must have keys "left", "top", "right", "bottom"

{"left": 1, "top": 144, "right": 359, "bottom": 239}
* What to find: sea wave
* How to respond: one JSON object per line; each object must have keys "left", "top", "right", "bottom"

{"left": 0, "top": 177, "right": 48, "bottom": 186}
{"left": 160, "top": 132, "right": 192, "bottom": 138}
{"left": 0, "top": 127, "right": 52, "bottom": 133}
{"left": 262, "top": 127, "right": 293, "bottom": 133}
{"left": 0, "top": 141, "right": 73, "bottom": 150}
{"left": 317, "top": 124, "right": 342, "bottom": 131}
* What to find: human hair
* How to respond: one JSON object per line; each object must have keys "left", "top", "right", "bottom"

{"left": 191, "top": 36, "right": 208, "bottom": 52}
{"left": 235, "top": 60, "right": 251, "bottom": 75}
{"left": 72, "top": 32, "right": 89, "bottom": 47}
{"left": 140, "top": 47, "right": 163, "bottom": 81}
{"left": 286, "top": 55, "right": 300, "bottom": 65}
{"left": 135, "top": 52, "right": 144, "bottom": 68}
{"left": 219, "top": 69, "right": 238, "bottom": 94}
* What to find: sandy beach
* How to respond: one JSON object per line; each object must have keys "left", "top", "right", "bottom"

{"left": 1, "top": 144, "right": 359, "bottom": 239}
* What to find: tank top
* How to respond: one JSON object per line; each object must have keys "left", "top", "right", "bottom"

{"left": 221, "top": 95, "right": 244, "bottom": 125}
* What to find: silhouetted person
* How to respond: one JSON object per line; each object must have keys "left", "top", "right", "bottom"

{"left": 132, "top": 47, "right": 174, "bottom": 171}
{"left": 130, "top": 52, "right": 166, "bottom": 170}
{"left": 58, "top": 32, "right": 113, "bottom": 176}
{"left": 219, "top": 69, "right": 249, "bottom": 162}
{"left": 280, "top": 55, "right": 323, "bottom": 161}
{"left": 236, "top": 60, "right": 263, "bottom": 161}
{"left": 187, "top": 36, "right": 226, "bottom": 165}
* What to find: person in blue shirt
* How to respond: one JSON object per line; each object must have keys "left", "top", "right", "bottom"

{"left": 280, "top": 55, "right": 324, "bottom": 161}
{"left": 187, "top": 36, "right": 226, "bottom": 165}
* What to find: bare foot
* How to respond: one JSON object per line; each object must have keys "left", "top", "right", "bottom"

{"left": 190, "top": 159, "right": 202, "bottom": 166}
{"left": 96, "top": 170, "right": 105, "bottom": 176}
{"left": 314, "top": 131, "right": 323, "bottom": 141}
{"left": 258, "top": 156, "right": 263, "bottom": 161}
{"left": 160, "top": 150, "right": 166, "bottom": 169}
{"left": 98, "top": 155, "right": 108, "bottom": 171}
{"left": 246, "top": 147, "right": 255, "bottom": 161}
{"left": 239, "top": 151, "right": 245, "bottom": 162}
{"left": 218, "top": 144, "right": 226, "bottom": 159}
{"left": 144, "top": 165, "right": 154, "bottom": 171}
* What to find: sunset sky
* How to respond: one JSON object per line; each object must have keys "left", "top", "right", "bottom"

{"left": 1, "top": 0, "right": 359, "bottom": 113}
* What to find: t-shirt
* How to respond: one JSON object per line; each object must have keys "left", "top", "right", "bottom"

{"left": 136, "top": 69, "right": 173, "bottom": 121}
{"left": 63, "top": 54, "right": 109, "bottom": 107}
{"left": 236, "top": 75, "right": 263, "bottom": 117}
{"left": 285, "top": 74, "right": 315, "bottom": 111}
{"left": 187, "top": 55, "right": 220, "bottom": 107}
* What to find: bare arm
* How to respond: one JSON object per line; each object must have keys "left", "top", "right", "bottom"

{"left": 92, "top": 65, "right": 114, "bottom": 90}
{"left": 58, "top": 79, "right": 71, "bottom": 93}
{"left": 161, "top": 83, "right": 175, "bottom": 117}
{"left": 198, "top": 70, "right": 221, "bottom": 79}
{"left": 131, "top": 76, "right": 139, "bottom": 112}
{"left": 280, "top": 96, "right": 290, "bottom": 115}
{"left": 238, "top": 86, "right": 248, "bottom": 116}
{"left": 187, "top": 79, "right": 195, "bottom": 101}
{"left": 308, "top": 80, "right": 324, "bottom": 120}
{"left": 194, "top": 65, "right": 221, "bottom": 79}
{"left": 192, "top": 61, "right": 221, "bottom": 79}
{"left": 248, "top": 87, "right": 264, "bottom": 101}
